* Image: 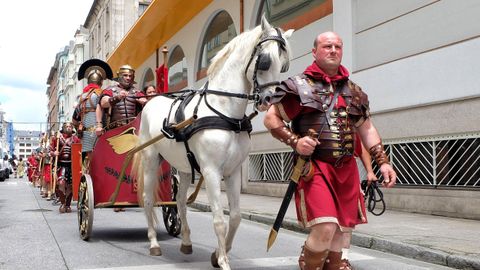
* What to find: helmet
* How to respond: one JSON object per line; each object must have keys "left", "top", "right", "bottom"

{"left": 78, "top": 59, "right": 113, "bottom": 86}
{"left": 116, "top": 64, "right": 136, "bottom": 87}
{"left": 61, "top": 122, "right": 74, "bottom": 135}
{"left": 117, "top": 65, "right": 135, "bottom": 77}
{"left": 86, "top": 69, "right": 104, "bottom": 85}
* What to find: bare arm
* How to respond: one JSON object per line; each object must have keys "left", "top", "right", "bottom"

{"left": 100, "top": 95, "right": 111, "bottom": 108}
{"left": 359, "top": 142, "right": 377, "bottom": 183}
{"left": 95, "top": 103, "right": 104, "bottom": 136}
{"left": 264, "top": 105, "right": 318, "bottom": 155}
{"left": 357, "top": 118, "right": 396, "bottom": 187}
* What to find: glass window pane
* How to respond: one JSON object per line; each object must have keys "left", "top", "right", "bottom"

{"left": 168, "top": 46, "right": 188, "bottom": 92}
{"left": 198, "top": 11, "right": 237, "bottom": 77}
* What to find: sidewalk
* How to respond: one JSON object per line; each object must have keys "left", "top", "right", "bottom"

{"left": 188, "top": 186, "right": 480, "bottom": 270}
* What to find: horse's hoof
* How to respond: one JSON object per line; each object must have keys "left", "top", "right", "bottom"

{"left": 211, "top": 252, "right": 220, "bottom": 268}
{"left": 149, "top": 247, "right": 162, "bottom": 256}
{"left": 180, "top": 244, "right": 193, "bottom": 254}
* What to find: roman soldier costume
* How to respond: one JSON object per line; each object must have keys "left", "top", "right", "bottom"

{"left": 50, "top": 122, "right": 80, "bottom": 213}
{"left": 101, "top": 65, "right": 145, "bottom": 129}
{"left": 27, "top": 153, "right": 38, "bottom": 183}
{"left": 270, "top": 62, "right": 390, "bottom": 269}
{"left": 73, "top": 58, "right": 113, "bottom": 161}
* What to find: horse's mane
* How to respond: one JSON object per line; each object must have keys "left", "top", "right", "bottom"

{"left": 207, "top": 25, "right": 263, "bottom": 79}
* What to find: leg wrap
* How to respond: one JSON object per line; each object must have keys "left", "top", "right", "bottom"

{"left": 301, "top": 244, "right": 328, "bottom": 270}
{"left": 324, "top": 251, "right": 353, "bottom": 270}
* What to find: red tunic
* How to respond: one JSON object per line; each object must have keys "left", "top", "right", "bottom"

{"left": 279, "top": 92, "right": 367, "bottom": 231}
{"left": 27, "top": 155, "right": 38, "bottom": 182}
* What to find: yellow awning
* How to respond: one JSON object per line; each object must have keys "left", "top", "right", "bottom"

{"left": 107, "top": 0, "right": 212, "bottom": 72}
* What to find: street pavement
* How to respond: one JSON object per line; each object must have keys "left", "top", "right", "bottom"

{"left": 0, "top": 175, "right": 478, "bottom": 270}
{"left": 187, "top": 186, "right": 480, "bottom": 270}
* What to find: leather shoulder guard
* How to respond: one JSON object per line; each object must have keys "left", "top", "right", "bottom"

{"left": 273, "top": 74, "right": 331, "bottom": 111}
{"left": 345, "top": 80, "right": 370, "bottom": 127}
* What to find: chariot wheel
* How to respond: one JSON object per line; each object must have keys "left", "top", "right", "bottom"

{"left": 162, "top": 173, "right": 181, "bottom": 236}
{"left": 77, "top": 174, "right": 94, "bottom": 240}
{"left": 162, "top": 205, "right": 181, "bottom": 236}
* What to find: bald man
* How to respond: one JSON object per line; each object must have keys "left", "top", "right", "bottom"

{"left": 264, "top": 32, "right": 396, "bottom": 270}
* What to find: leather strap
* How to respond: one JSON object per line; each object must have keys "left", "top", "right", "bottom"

{"left": 270, "top": 126, "right": 299, "bottom": 150}
{"left": 369, "top": 142, "right": 390, "bottom": 166}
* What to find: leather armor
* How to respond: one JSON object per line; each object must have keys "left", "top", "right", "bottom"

{"left": 59, "top": 136, "right": 74, "bottom": 163}
{"left": 278, "top": 74, "right": 370, "bottom": 164}
{"left": 106, "top": 85, "right": 142, "bottom": 126}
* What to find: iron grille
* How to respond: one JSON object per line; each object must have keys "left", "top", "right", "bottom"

{"left": 249, "top": 135, "right": 480, "bottom": 188}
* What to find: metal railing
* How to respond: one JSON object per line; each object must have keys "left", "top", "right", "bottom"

{"left": 249, "top": 134, "right": 480, "bottom": 188}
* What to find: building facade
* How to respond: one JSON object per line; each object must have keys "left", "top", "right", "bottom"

{"left": 43, "top": 0, "right": 480, "bottom": 218}
{"left": 100, "top": 0, "right": 480, "bottom": 219}
{"left": 13, "top": 130, "right": 42, "bottom": 160}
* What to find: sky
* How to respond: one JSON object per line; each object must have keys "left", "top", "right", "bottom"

{"left": 0, "top": 0, "right": 94, "bottom": 132}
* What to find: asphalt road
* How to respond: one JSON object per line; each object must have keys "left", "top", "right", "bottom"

{"left": 0, "top": 177, "right": 454, "bottom": 270}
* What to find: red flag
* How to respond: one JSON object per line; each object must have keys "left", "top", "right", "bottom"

{"left": 155, "top": 65, "right": 168, "bottom": 93}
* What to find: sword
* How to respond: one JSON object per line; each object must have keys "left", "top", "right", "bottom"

{"left": 267, "top": 129, "right": 317, "bottom": 251}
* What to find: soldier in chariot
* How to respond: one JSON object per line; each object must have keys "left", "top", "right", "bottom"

{"left": 73, "top": 58, "right": 113, "bottom": 163}
{"left": 99, "top": 65, "right": 147, "bottom": 129}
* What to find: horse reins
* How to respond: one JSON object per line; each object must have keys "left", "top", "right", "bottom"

{"left": 361, "top": 180, "right": 386, "bottom": 216}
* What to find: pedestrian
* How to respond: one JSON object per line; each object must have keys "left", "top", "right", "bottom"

{"left": 73, "top": 58, "right": 113, "bottom": 163}
{"left": 143, "top": 84, "right": 157, "bottom": 101}
{"left": 17, "top": 157, "right": 26, "bottom": 178}
{"left": 0, "top": 155, "right": 10, "bottom": 181}
{"left": 264, "top": 31, "right": 397, "bottom": 270}
{"left": 50, "top": 122, "right": 81, "bottom": 213}
{"left": 99, "top": 64, "right": 147, "bottom": 212}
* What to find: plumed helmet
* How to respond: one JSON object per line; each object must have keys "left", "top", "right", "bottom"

{"left": 78, "top": 59, "right": 113, "bottom": 86}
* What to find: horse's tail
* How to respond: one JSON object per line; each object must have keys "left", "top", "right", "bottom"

{"left": 132, "top": 150, "right": 145, "bottom": 207}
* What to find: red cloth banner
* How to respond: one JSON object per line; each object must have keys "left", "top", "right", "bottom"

{"left": 155, "top": 65, "right": 169, "bottom": 93}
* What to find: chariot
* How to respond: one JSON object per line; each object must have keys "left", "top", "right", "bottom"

{"left": 73, "top": 115, "right": 192, "bottom": 240}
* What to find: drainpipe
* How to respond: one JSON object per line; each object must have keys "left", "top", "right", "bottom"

{"left": 240, "top": 0, "right": 244, "bottom": 33}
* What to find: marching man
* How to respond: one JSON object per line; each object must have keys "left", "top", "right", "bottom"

{"left": 50, "top": 122, "right": 80, "bottom": 213}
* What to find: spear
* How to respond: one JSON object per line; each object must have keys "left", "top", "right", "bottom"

{"left": 51, "top": 130, "right": 61, "bottom": 195}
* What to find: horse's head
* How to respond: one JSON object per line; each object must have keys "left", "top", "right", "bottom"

{"left": 246, "top": 15, "right": 294, "bottom": 112}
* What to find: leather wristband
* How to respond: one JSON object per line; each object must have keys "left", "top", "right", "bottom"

{"left": 270, "top": 126, "right": 299, "bottom": 150}
{"left": 369, "top": 142, "right": 390, "bottom": 166}
{"left": 108, "top": 96, "right": 120, "bottom": 105}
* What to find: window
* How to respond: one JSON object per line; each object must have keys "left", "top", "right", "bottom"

{"left": 141, "top": 68, "right": 155, "bottom": 91}
{"left": 198, "top": 11, "right": 236, "bottom": 80}
{"left": 256, "top": 0, "right": 330, "bottom": 29}
{"left": 168, "top": 46, "right": 188, "bottom": 92}
{"left": 105, "top": 7, "right": 110, "bottom": 40}
{"left": 138, "top": 2, "right": 150, "bottom": 17}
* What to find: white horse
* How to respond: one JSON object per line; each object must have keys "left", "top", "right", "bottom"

{"left": 134, "top": 17, "right": 293, "bottom": 270}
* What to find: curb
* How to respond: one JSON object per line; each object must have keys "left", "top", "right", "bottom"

{"left": 189, "top": 202, "right": 480, "bottom": 270}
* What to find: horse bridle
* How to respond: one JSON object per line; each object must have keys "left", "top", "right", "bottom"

{"left": 159, "top": 28, "right": 290, "bottom": 128}
{"left": 244, "top": 27, "right": 289, "bottom": 106}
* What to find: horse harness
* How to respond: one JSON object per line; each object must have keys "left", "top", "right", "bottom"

{"left": 161, "top": 28, "right": 289, "bottom": 180}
